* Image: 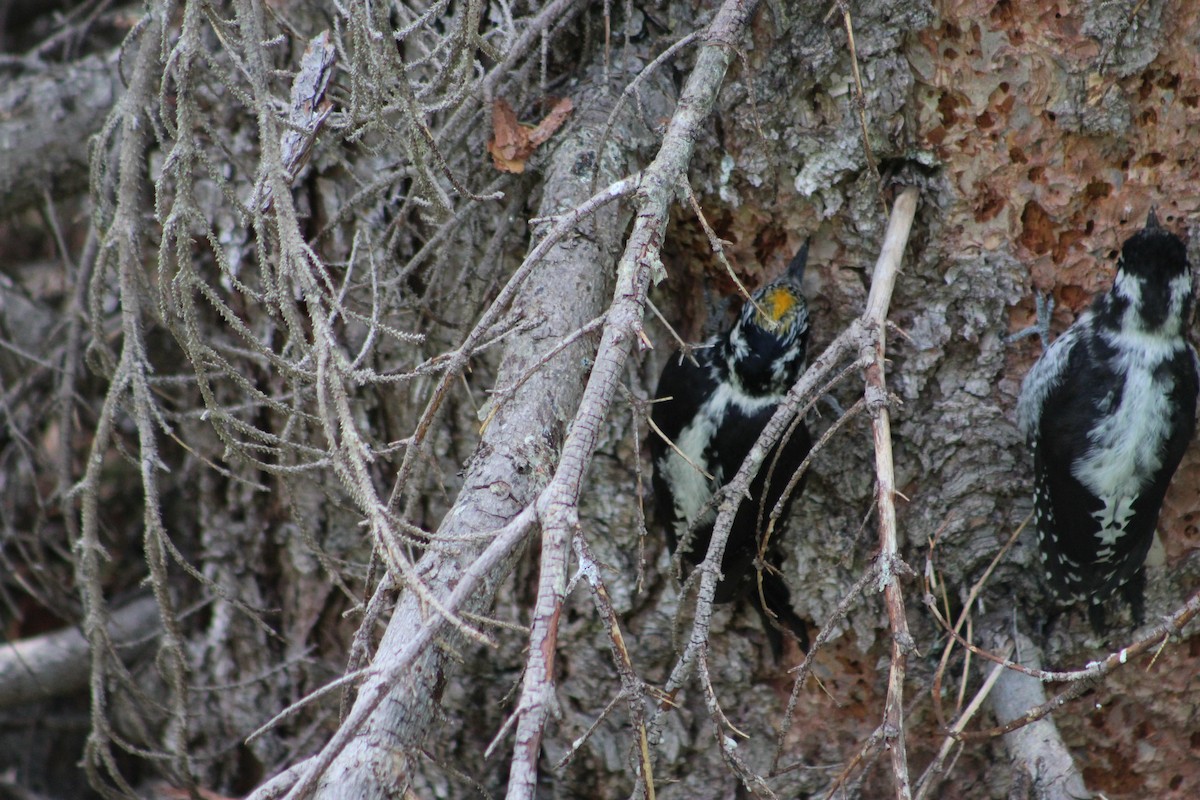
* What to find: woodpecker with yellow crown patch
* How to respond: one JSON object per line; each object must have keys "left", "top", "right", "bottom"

{"left": 1017, "top": 210, "right": 1198, "bottom": 633}
{"left": 650, "top": 242, "right": 813, "bottom": 655}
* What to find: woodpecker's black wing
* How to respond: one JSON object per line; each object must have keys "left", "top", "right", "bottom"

{"left": 649, "top": 349, "right": 720, "bottom": 557}
{"left": 1031, "top": 333, "right": 1198, "bottom": 627}
{"left": 1028, "top": 330, "right": 1137, "bottom": 605}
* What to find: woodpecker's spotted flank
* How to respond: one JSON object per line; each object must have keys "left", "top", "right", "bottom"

{"left": 650, "top": 243, "right": 813, "bottom": 655}
{"left": 1017, "top": 210, "right": 1198, "bottom": 632}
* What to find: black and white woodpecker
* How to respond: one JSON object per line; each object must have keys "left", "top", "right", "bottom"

{"left": 649, "top": 243, "right": 813, "bottom": 655}
{"left": 1017, "top": 210, "right": 1198, "bottom": 632}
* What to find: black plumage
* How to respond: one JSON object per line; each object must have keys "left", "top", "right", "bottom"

{"left": 649, "top": 243, "right": 813, "bottom": 654}
{"left": 1017, "top": 210, "right": 1198, "bottom": 632}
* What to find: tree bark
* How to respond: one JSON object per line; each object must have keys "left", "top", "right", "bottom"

{"left": 0, "top": 52, "right": 120, "bottom": 216}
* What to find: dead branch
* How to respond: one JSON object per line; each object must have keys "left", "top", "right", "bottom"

{"left": 78, "top": 13, "right": 188, "bottom": 796}
{"left": 912, "top": 643, "right": 1011, "bottom": 800}
{"left": 503, "top": 3, "right": 763, "bottom": 796}
{"left": 926, "top": 588, "right": 1200, "bottom": 692}
{"left": 0, "top": 595, "right": 160, "bottom": 709}
{"left": 773, "top": 561, "right": 880, "bottom": 775}
{"left": 953, "top": 589, "right": 1200, "bottom": 737}
{"left": 981, "top": 626, "right": 1090, "bottom": 800}
{"left": 247, "top": 53, "right": 673, "bottom": 800}
{"left": 566, "top": 534, "right": 657, "bottom": 798}
{"left": 859, "top": 185, "right": 920, "bottom": 800}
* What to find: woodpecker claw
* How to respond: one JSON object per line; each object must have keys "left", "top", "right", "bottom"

{"left": 1006, "top": 290, "right": 1055, "bottom": 349}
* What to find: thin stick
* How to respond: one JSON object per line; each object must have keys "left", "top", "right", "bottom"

{"left": 912, "top": 643, "right": 1012, "bottom": 799}
{"left": 834, "top": 2, "right": 883, "bottom": 208}
{"left": 860, "top": 185, "right": 920, "bottom": 800}
{"left": 502, "top": 4, "right": 765, "bottom": 797}
{"left": 956, "top": 589, "right": 1200, "bottom": 739}
{"left": 927, "top": 514, "right": 1028, "bottom": 733}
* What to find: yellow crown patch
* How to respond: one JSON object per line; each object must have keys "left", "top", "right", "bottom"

{"left": 759, "top": 287, "right": 798, "bottom": 324}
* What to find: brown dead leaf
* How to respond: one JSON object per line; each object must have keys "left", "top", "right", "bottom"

{"left": 527, "top": 96, "right": 574, "bottom": 147}
{"left": 487, "top": 98, "right": 526, "bottom": 173}
{"left": 486, "top": 97, "right": 574, "bottom": 173}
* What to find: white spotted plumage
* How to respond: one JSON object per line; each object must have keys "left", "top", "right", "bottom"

{"left": 1017, "top": 211, "right": 1198, "bottom": 629}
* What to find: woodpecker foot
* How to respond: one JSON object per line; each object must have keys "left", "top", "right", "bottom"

{"left": 1006, "top": 291, "right": 1054, "bottom": 349}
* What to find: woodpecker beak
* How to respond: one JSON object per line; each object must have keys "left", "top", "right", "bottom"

{"left": 1146, "top": 207, "right": 1160, "bottom": 230}
{"left": 785, "top": 239, "right": 810, "bottom": 281}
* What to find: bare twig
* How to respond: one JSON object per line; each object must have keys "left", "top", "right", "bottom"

{"left": 645, "top": 412, "right": 716, "bottom": 482}
{"left": 950, "top": 590, "right": 1200, "bottom": 739}
{"left": 858, "top": 185, "right": 921, "bottom": 800}
{"left": 566, "top": 534, "right": 657, "bottom": 799}
{"left": 822, "top": 724, "right": 884, "bottom": 800}
{"left": 684, "top": 183, "right": 764, "bottom": 313}
{"left": 773, "top": 561, "right": 881, "bottom": 775}
{"left": 262, "top": 506, "right": 538, "bottom": 800}
{"left": 761, "top": 364, "right": 870, "bottom": 548}
{"left": 926, "top": 515, "right": 1027, "bottom": 733}
{"left": 479, "top": 313, "right": 609, "bottom": 434}
{"left": 834, "top": 2, "right": 883, "bottom": 207}
{"left": 588, "top": 28, "right": 703, "bottom": 198}
{"left": 912, "top": 642, "right": 1011, "bottom": 799}
{"left": 387, "top": 172, "right": 641, "bottom": 513}
{"left": 979, "top": 627, "right": 1090, "bottom": 800}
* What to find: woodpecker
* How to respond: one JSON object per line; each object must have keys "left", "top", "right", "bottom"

{"left": 650, "top": 243, "right": 813, "bottom": 655}
{"left": 1017, "top": 210, "right": 1198, "bottom": 632}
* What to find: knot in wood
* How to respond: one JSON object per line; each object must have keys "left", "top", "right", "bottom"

{"left": 893, "top": 630, "right": 917, "bottom": 654}
{"left": 865, "top": 383, "right": 889, "bottom": 411}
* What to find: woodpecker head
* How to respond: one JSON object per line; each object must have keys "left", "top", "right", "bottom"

{"left": 1107, "top": 209, "right": 1192, "bottom": 335}
{"left": 723, "top": 242, "right": 811, "bottom": 397}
